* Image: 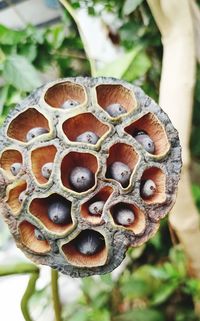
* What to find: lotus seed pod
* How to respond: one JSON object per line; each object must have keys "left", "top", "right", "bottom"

{"left": 88, "top": 201, "right": 105, "bottom": 215}
{"left": 115, "top": 208, "right": 135, "bottom": 226}
{"left": 69, "top": 166, "right": 95, "bottom": 192}
{"left": 105, "top": 103, "right": 126, "bottom": 117}
{"left": 134, "top": 132, "right": 155, "bottom": 154}
{"left": 41, "top": 162, "right": 53, "bottom": 179}
{"left": 34, "top": 228, "right": 46, "bottom": 241}
{"left": 109, "top": 161, "right": 131, "bottom": 187}
{"left": 76, "top": 131, "right": 99, "bottom": 145}
{"left": 48, "top": 201, "right": 71, "bottom": 224}
{"left": 60, "top": 99, "right": 79, "bottom": 109}
{"left": 75, "top": 231, "right": 104, "bottom": 255}
{"left": 26, "top": 127, "right": 48, "bottom": 142}
{"left": 141, "top": 179, "right": 156, "bottom": 198}
{"left": 0, "top": 77, "right": 182, "bottom": 277}
{"left": 10, "top": 162, "right": 22, "bottom": 176}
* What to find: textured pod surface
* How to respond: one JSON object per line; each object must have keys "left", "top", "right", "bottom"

{"left": 0, "top": 77, "right": 182, "bottom": 277}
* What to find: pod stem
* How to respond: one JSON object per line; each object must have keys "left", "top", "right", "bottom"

{"left": 58, "top": 0, "right": 97, "bottom": 77}
{"left": 51, "top": 269, "right": 63, "bottom": 321}
{"left": 0, "top": 262, "right": 39, "bottom": 321}
{"left": 21, "top": 271, "right": 39, "bottom": 321}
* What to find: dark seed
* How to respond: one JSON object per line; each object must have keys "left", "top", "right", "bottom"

{"left": 18, "top": 191, "right": 26, "bottom": 203}
{"left": 34, "top": 228, "right": 46, "bottom": 241}
{"left": 140, "top": 179, "right": 156, "bottom": 198}
{"left": 105, "top": 103, "right": 126, "bottom": 117}
{"left": 69, "top": 166, "right": 95, "bottom": 192}
{"left": 26, "top": 127, "right": 48, "bottom": 142}
{"left": 88, "top": 201, "right": 105, "bottom": 215}
{"left": 76, "top": 131, "right": 99, "bottom": 145}
{"left": 134, "top": 132, "right": 155, "bottom": 154}
{"left": 115, "top": 208, "right": 135, "bottom": 226}
{"left": 109, "top": 161, "right": 131, "bottom": 187}
{"left": 75, "top": 231, "right": 104, "bottom": 255}
{"left": 41, "top": 162, "right": 53, "bottom": 179}
{"left": 10, "top": 162, "right": 22, "bottom": 176}
{"left": 60, "top": 99, "right": 79, "bottom": 109}
{"left": 48, "top": 201, "right": 71, "bottom": 224}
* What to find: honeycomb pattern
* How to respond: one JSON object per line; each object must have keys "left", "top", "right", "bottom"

{"left": 0, "top": 77, "right": 182, "bottom": 277}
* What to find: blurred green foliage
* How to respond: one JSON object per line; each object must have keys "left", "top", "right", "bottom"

{"left": 0, "top": 0, "right": 200, "bottom": 320}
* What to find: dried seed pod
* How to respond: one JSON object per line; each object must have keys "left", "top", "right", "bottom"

{"left": 34, "top": 228, "right": 46, "bottom": 241}
{"left": 60, "top": 99, "right": 79, "bottom": 109}
{"left": 41, "top": 162, "right": 53, "bottom": 179}
{"left": 105, "top": 103, "right": 126, "bottom": 117}
{"left": 76, "top": 131, "right": 99, "bottom": 145}
{"left": 109, "top": 161, "right": 131, "bottom": 187}
{"left": 114, "top": 207, "right": 135, "bottom": 226}
{"left": 0, "top": 77, "right": 182, "bottom": 278}
{"left": 26, "top": 127, "right": 48, "bottom": 142}
{"left": 134, "top": 131, "right": 155, "bottom": 154}
{"left": 140, "top": 179, "right": 156, "bottom": 198}
{"left": 88, "top": 201, "right": 105, "bottom": 215}
{"left": 48, "top": 201, "right": 71, "bottom": 224}
{"left": 69, "top": 166, "right": 95, "bottom": 192}
{"left": 10, "top": 162, "right": 22, "bottom": 176}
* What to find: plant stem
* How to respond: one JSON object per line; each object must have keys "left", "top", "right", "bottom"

{"left": 51, "top": 269, "right": 62, "bottom": 321}
{"left": 21, "top": 271, "right": 39, "bottom": 321}
{"left": 58, "top": 0, "right": 97, "bottom": 76}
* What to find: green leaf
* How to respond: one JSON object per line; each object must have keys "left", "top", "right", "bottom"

{"left": 0, "top": 48, "right": 6, "bottom": 64}
{"left": 18, "top": 43, "right": 37, "bottom": 62}
{"left": 96, "top": 46, "right": 142, "bottom": 79}
{"left": 151, "top": 282, "right": 178, "bottom": 306}
{"left": 0, "top": 24, "right": 27, "bottom": 45}
{"left": 46, "top": 25, "right": 66, "bottom": 49}
{"left": 114, "top": 308, "right": 164, "bottom": 321}
{"left": 121, "top": 278, "right": 150, "bottom": 299}
{"left": 3, "top": 55, "right": 42, "bottom": 92}
{"left": 123, "top": 51, "right": 151, "bottom": 81}
{"left": 0, "top": 85, "right": 9, "bottom": 115}
{"left": 123, "top": 0, "right": 144, "bottom": 15}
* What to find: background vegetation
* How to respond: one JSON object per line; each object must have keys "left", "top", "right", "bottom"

{"left": 0, "top": 1, "right": 200, "bottom": 320}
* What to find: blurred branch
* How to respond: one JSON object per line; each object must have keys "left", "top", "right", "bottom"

{"left": 21, "top": 271, "right": 39, "bottom": 321}
{"left": 147, "top": 0, "right": 200, "bottom": 309}
{"left": 51, "top": 269, "right": 62, "bottom": 321}
{"left": 58, "top": 0, "right": 97, "bottom": 76}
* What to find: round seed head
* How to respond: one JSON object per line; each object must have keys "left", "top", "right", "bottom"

{"left": 76, "top": 232, "right": 104, "bottom": 256}
{"left": 69, "top": 166, "right": 95, "bottom": 192}
{"left": 105, "top": 103, "right": 126, "bottom": 117}
{"left": 34, "top": 228, "right": 46, "bottom": 241}
{"left": 88, "top": 201, "right": 105, "bottom": 216}
{"left": 140, "top": 179, "right": 156, "bottom": 198}
{"left": 60, "top": 99, "right": 79, "bottom": 109}
{"left": 48, "top": 201, "right": 71, "bottom": 224}
{"left": 26, "top": 127, "right": 48, "bottom": 142}
{"left": 41, "top": 162, "right": 53, "bottom": 179}
{"left": 10, "top": 162, "right": 22, "bottom": 176}
{"left": 18, "top": 190, "right": 26, "bottom": 203}
{"left": 109, "top": 161, "right": 131, "bottom": 187}
{"left": 115, "top": 208, "right": 135, "bottom": 226}
{"left": 134, "top": 133, "right": 155, "bottom": 154}
{"left": 76, "top": 131, "right": 99, "bottom": 145}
